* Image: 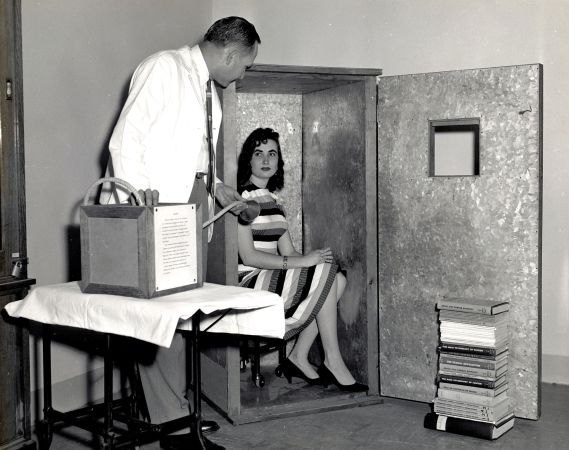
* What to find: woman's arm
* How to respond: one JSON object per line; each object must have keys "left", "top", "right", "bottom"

{"left": 238, "top": 224, "right": 331, "bottom": 269}
{"left": 276, "top": 231, "right": 302, "bottom": 258}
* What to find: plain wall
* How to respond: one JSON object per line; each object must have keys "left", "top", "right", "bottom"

{"left": 22, "top": 0, "right": 212, "bottom": 413}
{"left": 20, "top": 0, "right": 568, "bottom": 416}
{"left": 213, "top": 0, "right": 569, "bottom": 384}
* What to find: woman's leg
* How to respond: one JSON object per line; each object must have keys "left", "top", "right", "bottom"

{"left": 336, "top": 271, "right": 347, "bottom": 299}
{"left": 288, "top": 272, "right": 354, "bottom": 383}
{"left": 315, "top": 273, "right": 356, "bottom": 385}
{"left": 287, "top": 321, "right": 319, "bottom": 378}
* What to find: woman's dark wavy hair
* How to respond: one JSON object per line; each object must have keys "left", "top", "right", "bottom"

{"left": 237, "top": 128, "right": 285, "bottom": 193}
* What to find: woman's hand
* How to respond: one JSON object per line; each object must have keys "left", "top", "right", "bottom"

{"left": 305, "top": 247, "right": 334, "bottom": 266}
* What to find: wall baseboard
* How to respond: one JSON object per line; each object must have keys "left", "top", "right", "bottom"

{"left": 542, "top": 354, "right": 569, "bottom": 385}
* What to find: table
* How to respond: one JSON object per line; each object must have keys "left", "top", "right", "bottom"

{"left": 5, "top": 282, "right": 284, "bottom": 449}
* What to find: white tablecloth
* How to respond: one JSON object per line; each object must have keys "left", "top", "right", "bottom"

{"left": 4, "top": 281, "right": 285, "bottom": 347}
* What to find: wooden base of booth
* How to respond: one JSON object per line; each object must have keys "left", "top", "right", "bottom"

{"left": 225, "top": 363, "right": 382, "bottom": 425}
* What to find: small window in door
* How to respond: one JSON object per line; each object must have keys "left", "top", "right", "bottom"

{"left": 429, "top": 118, "right": 480, "bottom": 177}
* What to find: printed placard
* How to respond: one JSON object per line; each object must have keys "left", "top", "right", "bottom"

{"left": 153, "top": 204, "right": 198, "bottom": 291}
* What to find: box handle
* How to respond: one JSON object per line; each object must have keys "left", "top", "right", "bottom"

{"left": 83, "top": 177, "right": 144, "bottom": 206}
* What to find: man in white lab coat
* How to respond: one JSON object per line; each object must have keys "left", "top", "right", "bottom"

{"left": 103, "top": 16, "right": 260, "bottom": 448}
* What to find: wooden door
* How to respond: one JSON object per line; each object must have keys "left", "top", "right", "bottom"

{"left": 1, "top": 283, "right": 35, "bottom": 450}
{"left": 377, "top": 65, "right": 543, "bottom": 419}
{"left": 0, "top": 0, "right": 27, "bottom": 279}
{"left": 0, "top": 1, "right": 36, "bottom": 448}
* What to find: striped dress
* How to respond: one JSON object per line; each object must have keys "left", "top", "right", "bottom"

{"left": 238, "top": 182, "right": 338, "bottom": 340}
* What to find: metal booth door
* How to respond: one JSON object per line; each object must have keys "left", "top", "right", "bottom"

{"left": 377, "top": 65, "right": 542, "bottom": 420}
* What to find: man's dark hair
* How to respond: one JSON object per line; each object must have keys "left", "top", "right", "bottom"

{"left": 204, "top": 16, "right": 261, "bottom": 49}
{"left": 238, "top": 128, "right": 284, "bottom": 193}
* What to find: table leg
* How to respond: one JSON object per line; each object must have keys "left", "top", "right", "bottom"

{"left": 38, "top": 326, "right": 53, "bottom": 450}
{"left": 102, "top": 333, "right": 114, "bottom": 447}
{"left": 188, "top": 311, "right": 224, "bottom": 450}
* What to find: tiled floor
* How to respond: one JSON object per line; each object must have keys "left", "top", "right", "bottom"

{"left": 46, "top": 383, "right": 568, "bottom": 449}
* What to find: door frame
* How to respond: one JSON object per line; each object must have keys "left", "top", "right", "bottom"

{"left": 0, "top": 0, "right": 28, "bottom": 280}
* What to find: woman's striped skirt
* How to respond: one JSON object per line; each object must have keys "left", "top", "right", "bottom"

{"left": 239, "top": 262, "right": 338, "bottom": 340}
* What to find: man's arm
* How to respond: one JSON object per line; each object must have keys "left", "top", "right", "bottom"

{"left": 215, "top": 182, "right": 247, "bottom": 214}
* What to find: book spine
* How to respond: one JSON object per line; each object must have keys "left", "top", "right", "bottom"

{"left": 424, "top": 413, "right": 495, "bottom": 440}
{"left": 438, "top": 382, "right": 504, "bottom": 397}
{"left": 436, "top": 389, "right": 501, "bottom": 406}
{"left": 439, "top": 363, "right": 501, "bottom": 378}
{"left": 439, "top": 343, "right": 499, "bottom": 356}
{"left": 439, "top": 316, "right": 505, "bottom": 327}
{"left": 438, "top": 302, "right": 492, "bottom": 314}
{"left": 439, "top": 355, "right": 500, "bottom": 370}
{"left": 433, "top": 407, "right": 497, "bottom": 422}
{"left": 440, "top": 338, "right": 503, "bottom": 347}
{"left": 433, "top": 407, "right": 509, "bottom": 423}
{"left": 440, "top": 350, "right": 507, "bottom": 361}
{"left": 438, "top": 374, "right": 500, "bottom": 389}
{"left": 434, "top": 406, "right": 508, "bottom": 422}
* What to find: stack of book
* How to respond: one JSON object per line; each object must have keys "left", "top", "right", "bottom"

{"left": 424, "top": 297, "right": 515, "bottom": 440}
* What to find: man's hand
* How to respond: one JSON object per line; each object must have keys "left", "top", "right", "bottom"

{"left": 130, "top": 188, "right": 159, "bottom": 206}
{"left": 215, "top": 183, "right": 247, "bottom": 214}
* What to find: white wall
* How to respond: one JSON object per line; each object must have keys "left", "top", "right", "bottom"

{"left": 213, "top": 0, "right": 569, "bottom": 384}
{"left": 22, "top": 0, "right": 212, "bottom": 412}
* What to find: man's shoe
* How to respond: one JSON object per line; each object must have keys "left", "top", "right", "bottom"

{"left": 160, "top": 421, "right": 220, "bottom": 449}
{"left": 201, "top": 419, "right": 221, "bottom": 434}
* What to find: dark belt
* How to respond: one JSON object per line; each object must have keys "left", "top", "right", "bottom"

{"left": 195, "top": 172, "right": 206, "bottom": 179}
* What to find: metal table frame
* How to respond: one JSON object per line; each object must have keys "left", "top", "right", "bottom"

{"left": 37, "top": 311, "right": 223, "bottom": 450}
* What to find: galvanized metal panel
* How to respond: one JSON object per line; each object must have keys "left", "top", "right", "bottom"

{"left": 377, "top": 65, "right": 542, "bottom": 419}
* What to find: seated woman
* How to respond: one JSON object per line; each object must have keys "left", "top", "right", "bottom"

{"left": 236, "top": 127, "right": 367, "bottom": 392}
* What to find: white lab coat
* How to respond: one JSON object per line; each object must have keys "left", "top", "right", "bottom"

{"left": 103, "top": 45, "right": 222, "bottom": 204}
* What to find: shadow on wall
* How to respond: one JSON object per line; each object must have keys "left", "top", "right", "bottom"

{"left": 98, "top": 80, "right": 131, "bottom": 178}
{"left": 66, "top": 224, "right": 81, "bottom": 282}
{"left": 66, "top": 80, "right": 132, "bottom": 283}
